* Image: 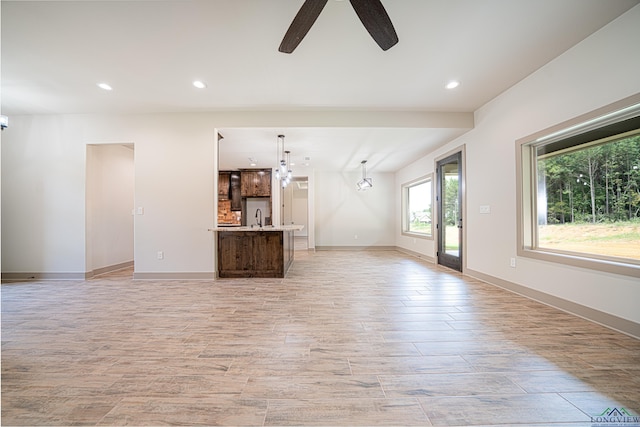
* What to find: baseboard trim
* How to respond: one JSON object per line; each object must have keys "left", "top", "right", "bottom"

{"left": 396, "top": 247, "right": 436, "bottom": 264}
{"left": 466, "top": 268, "right": 640, "bottom": 340}
{"left": 86, "top": 261, "right": 134, "bottom": 279}
{"left": 2, "top": 272, "right": 86, "bottom": 282}
{"left": 133, "top": 272, "right": 215, "bottom": 280}
{"left": 315, "top": 245, "right": 397, "bottom": 251}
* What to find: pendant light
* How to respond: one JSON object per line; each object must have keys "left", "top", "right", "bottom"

{"left": 357, "top": 160, "right": 372, "bottom": 190}
{"left": 275, "top": 135, "right": 293, "bottom": 188}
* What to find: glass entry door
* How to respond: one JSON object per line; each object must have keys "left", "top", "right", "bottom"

{"left": 436, "top": 151, "right": 462, "bottom": 271}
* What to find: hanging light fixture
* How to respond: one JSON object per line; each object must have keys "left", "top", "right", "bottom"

{"left": 284, "top": 150, "right": 292, "bottom": 188}
{"left": 274, "top": 134, "right": 293, "bottom": 188}
{"left": 357, "top": 160, "right": 372, "bottom": 190}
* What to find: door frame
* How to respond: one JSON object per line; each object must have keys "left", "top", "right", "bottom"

{"left": 435, "top": 146, "right": 466, "bottom": 272}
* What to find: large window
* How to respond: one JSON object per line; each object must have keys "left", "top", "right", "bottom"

{"left": 402, "top": 177, "right": 433, "bottom": 237}
{"left": 517, "top": 96, "right": 640, "bottom": 277}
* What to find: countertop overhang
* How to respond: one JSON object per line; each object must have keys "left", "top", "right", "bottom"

{"left": 213, "top": 225, "right": 304, "bottom": 232}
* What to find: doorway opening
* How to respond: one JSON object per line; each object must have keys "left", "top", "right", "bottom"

{"left": 85, "top": 143, "right": 135, "bottom": 278}
{"left": 283, "top": 177, "right": 310, "bottom": 251}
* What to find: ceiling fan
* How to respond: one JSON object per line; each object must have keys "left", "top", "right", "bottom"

{"left": 279, "top": 0, "right": 398, "bottom": 54}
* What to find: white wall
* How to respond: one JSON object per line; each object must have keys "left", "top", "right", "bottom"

{"left": 1, "top": 114, "right": 217, "bottom": 278}
{"left": 86, "top": 115, "right": 217, "bottom": 277}
{"left": 2, "top": 116, "right": 88, "bottom": 276}
{"left": 395, "top": 6, "right": 640, "bottom": 325}
{"left": 315, "top": 170, "right": 395, "bottom": 248}
{"left": 86, "top": 144, "right": 134, "bottom": 273}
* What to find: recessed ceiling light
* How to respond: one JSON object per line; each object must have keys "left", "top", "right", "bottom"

{"left": 193, "top": 80, "right": 207, "bottom": 89}
{"left": 446, "top": 80, "right": 460, "bottom": 89}
{"left": 97, "top": 83, "right": 113, "bottom": 91}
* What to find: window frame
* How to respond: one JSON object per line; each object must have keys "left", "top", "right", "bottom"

{"left": 401, "top": 175, "right": 434, "bottom": 239}
{"left": 516, "top": 94, "right": 640, "bottom": 278}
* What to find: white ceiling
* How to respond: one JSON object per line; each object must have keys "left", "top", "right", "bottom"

{"left": 2, "top": 0, "right": 638, "bottom": 171}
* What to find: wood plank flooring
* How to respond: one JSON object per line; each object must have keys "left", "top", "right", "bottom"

{"left": 2, "top": 250, "right": 639, "bottom": 426}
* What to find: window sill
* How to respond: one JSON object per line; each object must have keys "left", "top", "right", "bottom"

{"left": 518, "top": 247, "right": 640, "bottom": 278}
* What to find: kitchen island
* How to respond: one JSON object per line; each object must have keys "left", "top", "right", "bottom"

{"left": 215, "top": 225, "right": 304, "bottom": 278}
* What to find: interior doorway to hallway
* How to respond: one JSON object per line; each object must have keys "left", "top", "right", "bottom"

{"left": 282, "top": 177, "right": 309, "bottom": 251}
{"left": 85, "top": 143, "right": 135, "bottom": 277}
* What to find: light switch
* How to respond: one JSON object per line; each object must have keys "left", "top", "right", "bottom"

{"left": 137, "top": 207, "right": 144, "bottom": 215}
{"left": 479, "top": 205, "right": 491, "bottom": 214}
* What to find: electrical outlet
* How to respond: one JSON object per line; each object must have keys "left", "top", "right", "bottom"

{"left": 157, "top": 251, "right": 164, "bottom": 260}
{"left": 510, "top": 257, "right": 516, "bottom": 268}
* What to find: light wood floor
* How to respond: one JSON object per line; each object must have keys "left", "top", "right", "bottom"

{"left": 2, "top": 250, "right": 639, "bottom": 426}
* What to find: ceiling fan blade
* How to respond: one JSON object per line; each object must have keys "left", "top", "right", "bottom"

{"left": 279, "top": 0, "right": 329, "bottom": 54}
{"left": 349, "top": 0, "right": 398, "bottom": 51}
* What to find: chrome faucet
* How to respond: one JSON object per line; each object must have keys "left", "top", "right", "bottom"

{"left": 255, "top": 208, "right": 262, "bottom": 228}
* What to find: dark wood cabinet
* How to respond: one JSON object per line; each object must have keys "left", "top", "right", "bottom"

{"left": 240, "top": 169, "right": 271, "bottom": 197}
{"left": 218, "top": 172, "right": 230, "bottom": 200}
{"left": 218, "top": 171, "right": 242, "bottom": 210}
{"left": 218, "top": 232, "right": 255, "bottom": 275}
{"left": 229, "top": 172, "right": 242, "bottom": 211}
{"left": 218, "top": 230, "right": 293, "bottom": 278}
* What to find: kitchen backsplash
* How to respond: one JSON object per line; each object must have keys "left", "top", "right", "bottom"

{"left": 217, "top": 200, "right": 241, "bottom": 224}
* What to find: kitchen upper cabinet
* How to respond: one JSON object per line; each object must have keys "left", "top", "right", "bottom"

{"left": 241, "top": 169, "right": 271, "bottom": 197}
{"left": 219, "top": 171, "right": 242, "bottom": 210}
{"left": 218, "top": 172, "right": 230, "bottom": 200}
{"left": 230, "top": 172, "right": 242, "bottom": 211}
